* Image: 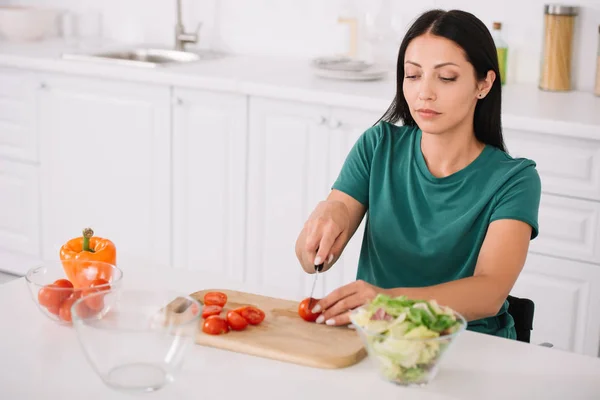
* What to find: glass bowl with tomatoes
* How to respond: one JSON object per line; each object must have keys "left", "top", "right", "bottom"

{"left": 70, "top": 289, "right": 202, "bottom": 393}
{"left": 25, "top": 259, "right": 123, "bottom": 325}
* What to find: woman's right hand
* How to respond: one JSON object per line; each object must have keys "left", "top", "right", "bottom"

{"left": 296, "top": 200, "right": 351, "bottom": 274}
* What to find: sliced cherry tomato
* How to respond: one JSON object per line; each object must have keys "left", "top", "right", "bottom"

{"left": 53, "top": 279, "right": 74, "bottom": 289}
{"left": 202, "top": 305, "right": 223, "bottom": 319}
{"left": 232, "top": 306, "right": 247, "bottom": 314}
{"left": 202, "top": 315, "right": 229, "bottom": 335}
{"left": 239, "top": 306, "right": 265, "bottom": 325}
{"left": 226, "top": 310, "right": 248, "bottom": 331}
{"left": 38, "top": 284, "right": 71, "bottom": 310}
{"left": 203, "top": 292, "right": 227, "bottom": 307}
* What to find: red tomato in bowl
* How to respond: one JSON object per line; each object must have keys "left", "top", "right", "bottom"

{"left": 226, "top": 310, "right": 248, "bottom": 331}
{"left": 53, "top": 279, "right": 74, "bottom": 289}
{"left": 202, "top": 315, "right": 229, "bottom": 335}
{"left": 82, "top": 278, "right": 111, "bottom": 311}
{"left": 298, "top": 298, "right": 321, "bottom": 322}
{"left": 38, "top": 284, "right": 71, "bottom": 311}
{"left": 203, "top": 292, "right": 227, "bottom": 307}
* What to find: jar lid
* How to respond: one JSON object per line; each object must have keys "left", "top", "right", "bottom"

{"left": 544, "top": 4, "right": 578, "bottom": 16}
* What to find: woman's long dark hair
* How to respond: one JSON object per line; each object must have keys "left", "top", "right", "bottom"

{"left": 381, "top": 9, "right": 506, "bottom": 152}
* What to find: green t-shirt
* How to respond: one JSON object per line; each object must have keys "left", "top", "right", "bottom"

{"left": 332, "top": 121, "right": 541, "bottom": 339}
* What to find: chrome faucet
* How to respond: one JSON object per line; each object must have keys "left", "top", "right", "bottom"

{"left": 175, "top": 0, "right": 201, "bottom": 51}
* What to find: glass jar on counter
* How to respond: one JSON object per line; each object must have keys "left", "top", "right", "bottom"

{"left": 539, "top": 4, "right": 578, "bottom": 92}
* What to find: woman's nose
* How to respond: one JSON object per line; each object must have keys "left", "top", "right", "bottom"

{"left": 417, "top": 79, "right": 436, "bottom": 101}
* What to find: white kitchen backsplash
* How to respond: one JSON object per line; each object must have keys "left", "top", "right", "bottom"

{"left": 3, "top": 0, "right": 600, "bottom": 91}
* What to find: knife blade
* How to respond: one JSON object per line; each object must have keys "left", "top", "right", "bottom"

{"left": 308, "top": 262, "right": 324, "bottom": 309}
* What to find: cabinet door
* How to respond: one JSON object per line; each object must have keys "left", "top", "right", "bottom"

{"left": 0, "top": 159, "right": 40, "bottom": 256}
{"left": 322, "top": 107, "right": 382, "bottom": 296}
{"left": 0, "top": 68, "right": 38, "bottom": 163}
{"left": 246, "top": 97, "right": 329, "bottom": 297}
{"left": 510, "top": 253, "right": 600, "bottom": 357}
{"left": 38, "top": 76, "right": 171, "bottom": 266}
{"left": 172, "top": 88, "right": 247, "bottom": 280}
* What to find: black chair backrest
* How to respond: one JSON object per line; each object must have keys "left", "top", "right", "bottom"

{"left": 506, "top": 295, "right": 535, "bottom": 343}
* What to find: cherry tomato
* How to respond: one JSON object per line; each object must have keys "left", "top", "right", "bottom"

{"left": 81, "top": 278, "right": 111, "bottom": 311}
{"left": 38, "top": 284, "right": 71, "bottom": 310}
{"left": 298, "top": 298, "right": 321, "bottom": 322}
{"left": 202, "top": 305, "right": 223, "bottom": 319}
{"left": 53, "top": 279, "right": 74, "bottom": 289}
{"left": 47, "top": 305, "right": 60, "bottom": 316}
{"left": 226, "top": 310, "right": 248, "bottom": 331}
{"left": 203, "top": 292, "right": 227, "bottom": 307}
{"left": 202, "top": 315, "right": 229, "bottom": 335}
{"left": 58, "top": 293, "right": 79, "bottom": 322}
{"left": 239, "top": 306, "right": 265, "bottom": 325}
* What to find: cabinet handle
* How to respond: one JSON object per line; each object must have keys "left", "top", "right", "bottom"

{"left": 39, "top": 82, "right": 47, "bottom": 90}
{"left": 318, "top": 116, "right": 327, "bottom": 125}
{"left": 329, "top": 119, "right": 342, "bottom": 129}
{"left": 175, "top": 97, "right": 183, "bottom": 106}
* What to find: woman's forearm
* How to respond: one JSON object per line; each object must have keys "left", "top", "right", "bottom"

{"left": 385, "top": 275, "right": 508, "bottom": 322}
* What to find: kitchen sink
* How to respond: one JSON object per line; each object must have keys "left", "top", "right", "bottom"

{"left": 61, "top": 47, "right": 224, "bottom": 68}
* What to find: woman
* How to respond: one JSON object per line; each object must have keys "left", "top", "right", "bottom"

{"left": 295, "top": 9, "right": 541, "bottom": 339}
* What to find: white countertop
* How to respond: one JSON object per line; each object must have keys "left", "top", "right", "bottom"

{"left": 1, "top": 260, "right": 600, "bottom": 400}
{"left": 0, "top": 39, "right": 598, "bottom": 139}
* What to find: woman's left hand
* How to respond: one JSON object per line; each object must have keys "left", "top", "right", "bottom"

{"left": 312, "top": 280, "right": 387, "bottom": 326}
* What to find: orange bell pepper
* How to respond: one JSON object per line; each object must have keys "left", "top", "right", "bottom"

{"left": 59, "top": 228, "right": 117, "bottom": 288}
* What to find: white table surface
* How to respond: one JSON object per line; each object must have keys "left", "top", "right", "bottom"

{"left": 1, "top": 261, "right": 600, "bottom": 400}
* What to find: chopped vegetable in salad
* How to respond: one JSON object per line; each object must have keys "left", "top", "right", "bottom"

{"left": 351, "top": 294, "right": 465, "bottom": 385}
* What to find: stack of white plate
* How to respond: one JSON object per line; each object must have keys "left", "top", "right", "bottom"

{"left": 310, "top": 56, "right": 389, "bottom": 81}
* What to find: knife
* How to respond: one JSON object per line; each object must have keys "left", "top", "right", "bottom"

{"left": 308, "top": 261, "right": 324, "bottom": 310}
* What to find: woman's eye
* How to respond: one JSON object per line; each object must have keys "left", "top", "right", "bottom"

{"left": 405, "top": 75, "right": 418, "bottom": 79}
{"left": 440, "top": 77, "right": 457, "bottom": 82}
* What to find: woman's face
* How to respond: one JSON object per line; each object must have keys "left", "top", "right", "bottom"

{"left": 403, "top": 33, "right": 493, "bottom": 136}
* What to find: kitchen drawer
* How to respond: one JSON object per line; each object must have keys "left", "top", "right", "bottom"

{"left": 530, "top": 193, "right": 600, "bottom": 264}
{"left": 0, "top": 158, "right": 41, "bottom": 257}
{"left": 504, "top": 128, "right": 600, "bottom": 202}
{"left": 0, "top": 68, "right": 38, "bottom": 163}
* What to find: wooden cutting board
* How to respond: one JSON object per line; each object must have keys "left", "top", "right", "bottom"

{"left": 187, "top": 289, "right": 367, "bottom": 369}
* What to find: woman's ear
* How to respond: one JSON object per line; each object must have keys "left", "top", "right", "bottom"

{"left": 477, "top": 70, "right": 496, "bottom": 99}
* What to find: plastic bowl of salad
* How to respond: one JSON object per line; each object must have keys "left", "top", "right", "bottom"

{"left": 350, "top": 294, "right": 466, "bottom": 387}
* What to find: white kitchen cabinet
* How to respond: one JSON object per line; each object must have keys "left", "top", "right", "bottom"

{"left": 0, "top": 159, "right": 40, "bottom": 256}
{"left": 172, "top": 88, "right": 247, "bottom": 280}
{"left": 246, "top": 96, "right": 380, "bottom": 298}
{"left": 0, "top": 68, "right": 38, "bottom": 163}
{"left": 246, "top": 97, "right": 329, "bottom": 297}
{"left": 37, "top": 75, "right": 171, "bottom": 266}
{"left": 511, "top": 253, "right": 600, "bottom": 357}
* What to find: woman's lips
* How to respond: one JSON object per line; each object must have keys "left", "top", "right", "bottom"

{"left": 416, "top": 109, "right": 441, "bottom": 118}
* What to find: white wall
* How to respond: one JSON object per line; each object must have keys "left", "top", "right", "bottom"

{"left": 4, "top": 0, "right": 600, "bottom": 92}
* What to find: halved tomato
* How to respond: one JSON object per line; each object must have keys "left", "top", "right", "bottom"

{"left": 226, "top": 310, "right": 248, "bottom": 331}
{"left": 202, "top": 315, "right": 229, "bottom": 335}
{"left": 202, "top": 305, "right": 223, "bottom": 319}
{"left": 239, "top": 306, "right": 265, "bottom": 325}
{"left": 203, "top": 292, "right": 227, "bottom": 307}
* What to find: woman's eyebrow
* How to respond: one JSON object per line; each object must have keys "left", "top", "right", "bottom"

{"left": 405, "top": 60, "right": 459, "bottom": 69}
